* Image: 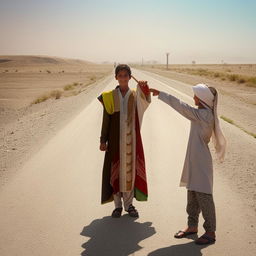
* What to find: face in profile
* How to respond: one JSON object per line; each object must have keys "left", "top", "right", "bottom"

{"left": 115, "top": 70, "right": 131, "bottom": 87}
{"left": 193, "top": 95, "right": 200, "bottom": 106}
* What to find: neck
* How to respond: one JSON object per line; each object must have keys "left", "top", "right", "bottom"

{"left": 119, "top": 86, "right": 129, "bottom": 92}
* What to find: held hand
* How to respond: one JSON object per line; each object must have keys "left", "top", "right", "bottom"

{"left": 138, "top": 80, "right": 150, "bottom": 95}
{"left": 149, "top": 88, "right": 160, "bottom": 96}
{"left": 100, "top": 142, "right": 108, "bottom": 151}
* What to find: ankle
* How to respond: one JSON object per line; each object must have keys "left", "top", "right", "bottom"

{"left": 187, "top": 226, "right": 198, "bottom": 232}
{"left": 205, "top": 231, "right": 216, "bottom": 237}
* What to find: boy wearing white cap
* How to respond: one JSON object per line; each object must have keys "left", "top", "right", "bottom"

{"left": 150, "top": 84, "right": 226, "bottom": 245}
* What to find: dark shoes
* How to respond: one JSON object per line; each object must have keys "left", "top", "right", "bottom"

{"left": 195, "top": 234, "right": 216, "bottom": 245}
{"left": 111, "top": 207, "right": 123, "bottom": 218}
{"left": 111, "top": 205, "right": 139, "bottom": 218}
{"left": 174, "top": 230, "right": 198, "bottom": 238}
{"left": 174, "top": 229, "right": 216, "bottom": 245}
{"left": 126, "top": 204, "right": 139, "bottom": 218}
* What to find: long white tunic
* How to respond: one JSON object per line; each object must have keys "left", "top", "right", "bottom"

{"left": 158, "top": 91, "right": 215, "bottom": 194}
{"left": 118, "top": 86, "right": 151, "bottom": 193}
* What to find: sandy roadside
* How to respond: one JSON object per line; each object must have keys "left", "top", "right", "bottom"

{"left": 0, "top": 55, "right": 114, "bottom": 187}
{"left": 0, "top": 72, "right": 113, "bottom": 188}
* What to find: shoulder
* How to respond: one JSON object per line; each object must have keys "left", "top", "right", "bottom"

{"left": 97, "top": 89, "right": 116, "bottom": 102}
{"left": 97, "top": 94, "right": 103, "bottom": 103}
{"left": 197, "top": 108, "right": 214, "bottom": 122}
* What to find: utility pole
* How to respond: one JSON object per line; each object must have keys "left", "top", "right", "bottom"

{"left": 166, "top": 52, "right": 170, "bottom": 70}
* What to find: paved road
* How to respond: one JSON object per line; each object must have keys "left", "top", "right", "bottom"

{"left": 0, "top": 69, "right": 255, "bottom": 256}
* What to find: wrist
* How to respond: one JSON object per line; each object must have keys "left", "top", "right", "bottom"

{"left": 100, "top": 139, "right": 107, "bottom": 144}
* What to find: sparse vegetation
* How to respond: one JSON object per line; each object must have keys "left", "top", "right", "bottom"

{"left": 32, "top": 94, "right": 51, "bottom": 104}
{"left": 228, "top": 74, "right": 239, "bottom": 81}
{"left": 1, "top": 56, "right": 113, "bottom": 110}
{"left": 247, "top": 77, "right": 256, "bottom": 88}
{"left": 64, "top": 82, "right": 79, "bottom": 91}
{"left": 64, "top": 84, "right": 74, "bottom": 91}
{"left": 170, "top": 67, "right": 256, "bottom": 88}
{"left": 221, "top": 115, "right": 256, "bottom": 138}
{"left": 32, "top": 89, "right": 63, "bottom": 104}
{"left": 221, "top": 115, "right": 234, "bottom": 124}
{"left": 32, "top": 77, "right": 101, "bottom": 105}
{"left": 135, "top": 64, "right": 256, "bottom": 88}
{"left": 50, "top": 90, "right": 62, "bottom": 99}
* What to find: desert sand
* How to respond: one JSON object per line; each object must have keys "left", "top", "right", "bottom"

{"left": 0, "top": 55, "right": 112, "bottom": 186}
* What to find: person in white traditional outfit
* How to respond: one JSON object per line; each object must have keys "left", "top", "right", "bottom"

{"left": 150, "top": 84, "right": 226, "bottom": 245}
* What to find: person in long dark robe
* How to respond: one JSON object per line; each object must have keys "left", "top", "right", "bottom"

{"left": 98, "top": 64, "right": 151, "bottom": 218}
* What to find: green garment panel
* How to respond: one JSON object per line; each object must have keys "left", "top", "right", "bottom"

{"left": 134, "top": 188, "right": 148, "bottom": 201}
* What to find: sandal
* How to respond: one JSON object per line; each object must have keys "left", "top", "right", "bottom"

{"left": 126, "top": 205, "right": 139, "bottom": 218}
{"left": 174, "top": 230, "right": 198, "bottom": 239}
{"left": 195, "top": 234, "right": 216, "bottom": 245}
{"left": 111, "top": 207, "right": 123, "bottom": 218}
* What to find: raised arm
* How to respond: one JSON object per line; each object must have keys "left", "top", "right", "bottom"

{"left": 151, "top": 89, "right": 204, "bottom": 121}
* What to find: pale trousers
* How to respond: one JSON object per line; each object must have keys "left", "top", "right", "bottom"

{"left": 113, "top": 190, "right": 134, "bottom": 211}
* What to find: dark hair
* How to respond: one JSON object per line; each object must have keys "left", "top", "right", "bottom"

{"left": 209, "top": 86, "right": 217, "bottom": 96}
{"left": 115, "top": 64, "right": 131, "bottom": 77}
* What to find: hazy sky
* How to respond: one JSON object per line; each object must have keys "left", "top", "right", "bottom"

{"left": 0, "top": 0, "right": 255, "bottom": 64}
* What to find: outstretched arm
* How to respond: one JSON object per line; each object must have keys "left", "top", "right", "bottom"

{"left": 150, "top": 88, "right": 202, "bottom": 121}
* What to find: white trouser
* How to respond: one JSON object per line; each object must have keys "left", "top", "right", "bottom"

{"left": 113, "top": 190, "right": 134, "bottom": 211}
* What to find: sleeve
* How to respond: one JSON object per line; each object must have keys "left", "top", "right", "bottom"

{"left": 100, "top": 107, "right": 110, "bottom": 143}
{"left": 138, "top": 84, "right": 151, "bottom": 104}
{"left": 97, "top": 94, "right": 110, "bottom": 143}
{"left": 136, "top": 85, "right": 151, "bottom": 128}
{"left": 158, "top": 91, "right": 202, "bottom": 121}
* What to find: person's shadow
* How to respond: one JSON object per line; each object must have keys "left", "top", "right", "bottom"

{"left": 80, "top": 215, "right": 156, "bottom": 256}
{"left": 148, "top": 234, "right": 210, "bottom": 256}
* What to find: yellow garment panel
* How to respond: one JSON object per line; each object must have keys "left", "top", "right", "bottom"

{"left": 102, "top": 90, "right": 114, "bottom": 114}
{"left": 102, "top": 88, "right": 137, "bottom": 114}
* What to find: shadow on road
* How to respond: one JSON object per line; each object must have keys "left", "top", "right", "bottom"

{"left": 148, "top": 234, "right": 210, "bottom": 256}
{"left": 80, "top": 215, "right": 156, "bottom": 256}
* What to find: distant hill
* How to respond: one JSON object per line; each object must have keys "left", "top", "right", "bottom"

{"left": 0, "top": 55, "right": 95, "bottom": 68}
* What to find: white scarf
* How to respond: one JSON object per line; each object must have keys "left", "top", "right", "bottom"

{"left": 192, "top": 84, "right": 227, "bottom": 162}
